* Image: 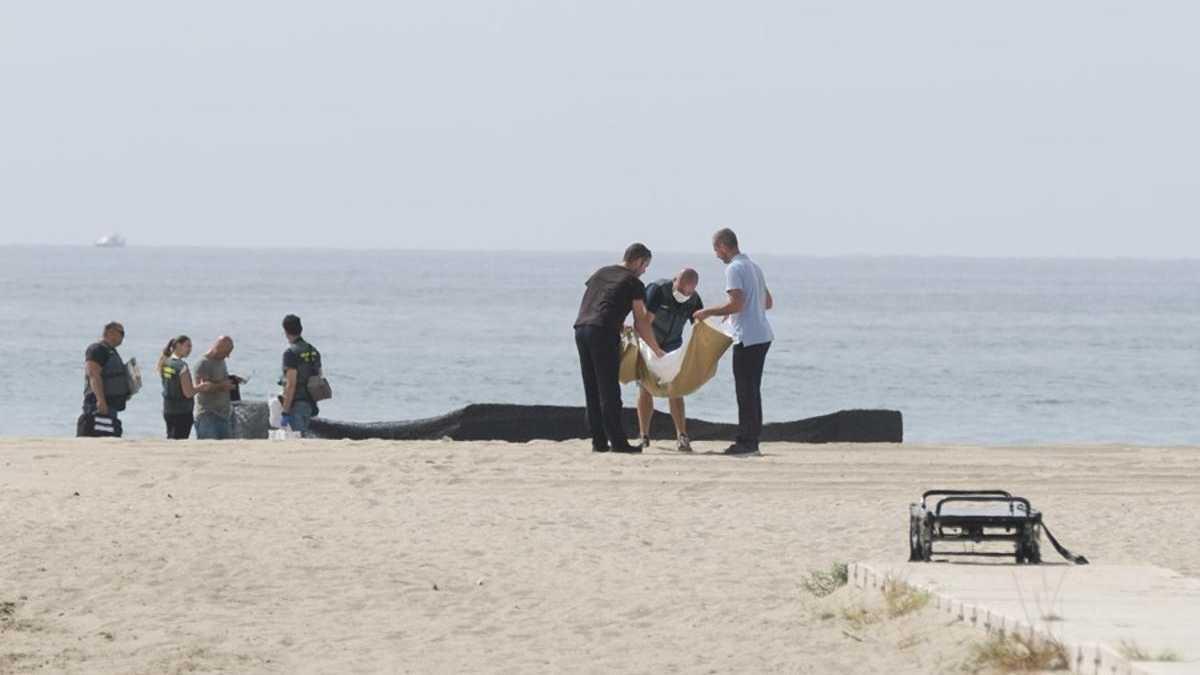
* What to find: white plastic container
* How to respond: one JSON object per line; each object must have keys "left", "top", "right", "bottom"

{"left": 268, "top": 397, "right": 283, "bottom": 429}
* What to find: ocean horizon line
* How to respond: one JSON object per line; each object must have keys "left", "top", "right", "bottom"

{"left": 4, "top": 242, "right": 1199, "bottom": 263}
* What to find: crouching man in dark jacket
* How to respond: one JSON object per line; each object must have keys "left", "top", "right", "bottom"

{"left": 635, "top": 269, "right": 703, "bottom": 452}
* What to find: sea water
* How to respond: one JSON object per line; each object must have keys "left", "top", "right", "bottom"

{"left": 1, "top": 246, "right": 1197, "bottom": 444}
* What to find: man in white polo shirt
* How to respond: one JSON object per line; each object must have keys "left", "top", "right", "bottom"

{"left": 694, "top": 228, "right": 774, "bottom": 455}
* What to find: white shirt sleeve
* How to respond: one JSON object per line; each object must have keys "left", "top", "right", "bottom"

{"left": 725, "top": 261, "right": 744, "bottom": 292}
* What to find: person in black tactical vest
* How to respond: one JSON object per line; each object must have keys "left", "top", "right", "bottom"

{"left": 280, "top": 314, "right": 322, "bottom": 437}
{"left": 77, "top": 321, "right": 131, "bottom": 437}
{"left": 156, "top": 335, "right": 196, "bottom": 439}
{"left": 635, "top": 268, "right": 704, "bottom": 452}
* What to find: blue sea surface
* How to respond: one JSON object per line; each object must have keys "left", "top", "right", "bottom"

{"left": 1, "top": 246, "right": 1197, "bottom": 444}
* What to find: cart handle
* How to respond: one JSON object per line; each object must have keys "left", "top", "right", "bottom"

{"left": 934, "top": 495, "right": 1031, "bottom": 517}
{"left": 922, "top": 489, "right": 1011, "bottom": 507}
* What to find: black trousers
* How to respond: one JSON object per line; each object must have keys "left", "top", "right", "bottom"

{"left": 733, "top": 341, "right": 771, "bottom": 446}
{"left": 574, "top": 324, "right": 627, "bottom": 448}
{"left": 164, "top": 412, "right": 195, "bottom": 440}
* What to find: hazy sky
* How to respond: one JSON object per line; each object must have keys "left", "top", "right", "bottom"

{"left": 2, "top": 1, "right": 1198, "bottom": 255}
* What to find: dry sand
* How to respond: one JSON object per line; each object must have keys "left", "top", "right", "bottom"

{"left": 1, "top": 438, "right": 1197, "bottom": 673}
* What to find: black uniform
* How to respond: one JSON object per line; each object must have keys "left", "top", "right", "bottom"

{"left": 644, "top": 278, "right": 703, "bottom": 352}
{"left": 573, "top": 265, "right": 646, "bottom": 450}
{"left": 280, "top": 338, "right": 322, "bottom": 417}
{"left": 77, "top": 341, "right": 129, "bottom": 437}
{"left": 161, "top": 356, "right": 194, "bottom": 439}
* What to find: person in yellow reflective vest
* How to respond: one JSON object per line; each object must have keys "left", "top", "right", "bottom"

{"left": 156, "top": 335, "right": 196, "bottom": 439}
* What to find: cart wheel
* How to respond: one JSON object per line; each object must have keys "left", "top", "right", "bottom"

{"left": 917, "top": 519, "right": 934, "bottom": 562}
{"left": 1026, "top": 540, "right": 1042, "bottom": 564}
{"left": 1016, "top": 524, "right": 1041, "bottom": 564}
{"left": 909, "top": 514, "right": 932, "bottom": 562}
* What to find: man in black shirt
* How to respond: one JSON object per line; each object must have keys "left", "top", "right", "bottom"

{"left": 78, "top": 321, "right": 129, "bottom": 437}
{"left": 574, "top": 243, "right": 665, "bottom": 453}
{"left": 636, "top": 269, "right": 703, "bottom": 451}
{"left": 279, "top": 314, "right": 323, "bottom": 437}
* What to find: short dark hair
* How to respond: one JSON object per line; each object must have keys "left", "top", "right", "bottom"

{"left": 103, "top": 321, "right": 124, "bottom": 335}
{"left": 282, "top": 314, "right": 303, "bottom": 336}
{"left": 679, "top": 268, "right": 699, "bottom": 284}
{"left": 713, "top": 228, "right": 739, "bottom": 250}
{"left": 623, "top": 242, "right": 652, "bottom": 264}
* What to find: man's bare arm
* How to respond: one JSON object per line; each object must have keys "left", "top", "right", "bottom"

{"left": 632, "top": 300, "right": 665, "bottom": 357}
{"left": 282, "top": 369, "right": 298, "bottom": 412}
{"left": 694, "top": 289, "right": 745, "bottom": 320}
{"left": 86, "top": 361, "right": 108, "bottom": 414}
{"left": 765, "top": 287, "right": 773, "bottom": 311}
{"left": 193, "top": 371, "right": 232, "bottom": 393}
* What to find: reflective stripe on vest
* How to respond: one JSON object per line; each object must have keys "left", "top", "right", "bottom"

{"left": 161, "top": 359, "right": 186, "bottom": 401}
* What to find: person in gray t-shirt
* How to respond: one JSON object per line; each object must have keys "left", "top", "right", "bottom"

{"left": 193, "top": 336, "right": 240, "bottom": 440}
{"left": 694, "top": 228, "right": 775, "bottom": 455}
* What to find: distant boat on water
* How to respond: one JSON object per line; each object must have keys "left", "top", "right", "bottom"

{"left": 95, "top": 233, "right": 126, "bottom": 248}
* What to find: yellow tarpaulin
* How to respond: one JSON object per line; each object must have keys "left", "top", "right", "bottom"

{"left": 619, "top": 319, "right": 734, "bottom": 398}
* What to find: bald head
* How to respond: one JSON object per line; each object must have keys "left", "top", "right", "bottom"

{"left": 208, "top": 335, "right": 235, "bottom": 359}
{"left": 674, "top": 268, "right": 699, "bottom": 296}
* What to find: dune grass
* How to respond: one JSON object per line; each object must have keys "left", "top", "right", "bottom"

{"left": 1118, "top": 639, "right": 1182, "bottom": 662}
{"left": 969, "top": 633, "right": 1069, "bottom": 672}
{"left": 837, "top": 577, "right": 930, "bottom": 630}
{"left": 881, "top": 579, "right": 929, "bottom": 618}
{"left": 800, "top": 562, "right": 849, "bottom": 598}
{"left": 841, "top": 604, "right": 877, "bottom": 630}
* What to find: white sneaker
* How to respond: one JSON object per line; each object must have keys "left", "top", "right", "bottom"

{"left": 676, "top": 434, "right": 693, "bottom": 452}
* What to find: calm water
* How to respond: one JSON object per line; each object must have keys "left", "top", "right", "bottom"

{"left": 1, "top": 246, "right": 1197, "bottom": 444}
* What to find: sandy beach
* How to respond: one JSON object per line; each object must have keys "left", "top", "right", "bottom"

{"left": 2, "top": 439, "right": 1197, "bottom": 673}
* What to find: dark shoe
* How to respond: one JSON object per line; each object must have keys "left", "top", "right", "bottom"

{"left": 611, "top": 444, "right": 643, "bottom": 454}
{"left": 592, "top": 445, "right": 610, "bottom": 453}
{"left": 723, "top": 442, "right": 760, "bottom": 456}
{"left": 639, "top": 435, "right": 651, "bottom": 450}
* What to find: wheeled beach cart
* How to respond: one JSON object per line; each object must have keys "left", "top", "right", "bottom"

{"left": 909, "top": 489, "right": 1088, "bottom": 565}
